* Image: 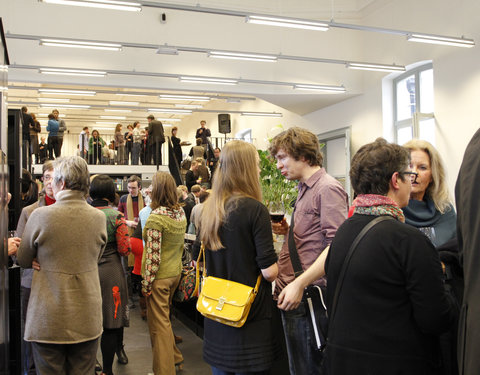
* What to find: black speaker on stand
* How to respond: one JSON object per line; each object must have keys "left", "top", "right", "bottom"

{"left": 218, "top": 114, "right": 231, "bottom": 145}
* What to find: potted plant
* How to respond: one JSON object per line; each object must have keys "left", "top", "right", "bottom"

{"left": 258, "top": 149, "right": 298, "bottom": 216}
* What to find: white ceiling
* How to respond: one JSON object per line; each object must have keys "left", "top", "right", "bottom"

{"left": 0, "top": 0, "right": 469, "bottom": 132}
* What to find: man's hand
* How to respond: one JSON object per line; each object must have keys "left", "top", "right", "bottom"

{"left": 277, "top": 279, "right": 304, "bottom": 311}
{"left": 8, "top": 237, "right": 21, "bottom": 256}
{"left": 272, "top": 218, "right": 289, "bottom": 236}
{"left": 126, "top": 220, "right": 138, "bottom": 228}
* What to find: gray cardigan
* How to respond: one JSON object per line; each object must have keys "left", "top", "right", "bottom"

{"left": 17, "top": 190, "right": 107, "bottom": 344}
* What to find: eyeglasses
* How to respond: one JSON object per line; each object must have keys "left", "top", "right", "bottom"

{"left": 42, "top": 175, "right": 53, "bottom": 182}
{"left": 400, "top": 171, "right": 418, "bottom": 183}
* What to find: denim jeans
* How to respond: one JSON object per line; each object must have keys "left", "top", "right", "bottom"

{"left": 281, "top": 301, "right": 323, "bottom": 375}
{"left": 211, "top": 366, "right": 269, "bottom": 375}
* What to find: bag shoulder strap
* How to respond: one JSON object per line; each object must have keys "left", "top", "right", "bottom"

{"left": 329, "top": 215, "right": 392, "bottom": 322}
{"left": 287, "top": 210, "right": 304, "bottom": 278}
{"left": 194, "top": 243, "right": 262, "bottom": 296}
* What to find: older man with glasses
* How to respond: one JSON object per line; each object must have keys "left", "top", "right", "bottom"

{"left": 15, "top": 161, "right": 56, "bottom": 375}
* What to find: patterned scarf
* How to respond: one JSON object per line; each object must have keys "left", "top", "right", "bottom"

{"left": 352, "top": 194, "right": 405, "bottom": 222}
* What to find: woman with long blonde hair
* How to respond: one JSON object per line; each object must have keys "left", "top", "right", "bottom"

{"left": 199, "top": 140, "right": 279, "bottom": 375}
{"left": 402, "top": 139, "right": 456, "bottom": 247}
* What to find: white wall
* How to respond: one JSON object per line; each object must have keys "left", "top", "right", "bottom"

{"left": 298, "top": 0, "right": 480, "bottom": 198}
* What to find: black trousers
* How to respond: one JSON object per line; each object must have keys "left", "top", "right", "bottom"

{"left": 148, "top": 142, "right": 163, "bottom": 165}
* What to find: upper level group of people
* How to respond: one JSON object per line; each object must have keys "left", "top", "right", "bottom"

{"left": 21, "top": 105, "right": 220, "bottom": 170}
{"left": 8, "top": 123, "right": 480, "bottom": 375}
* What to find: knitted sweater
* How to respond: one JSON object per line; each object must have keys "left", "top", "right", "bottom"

{"left": 141, "top": 207, "right": 186, "bottom": 293}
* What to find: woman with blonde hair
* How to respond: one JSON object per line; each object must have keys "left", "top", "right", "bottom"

{"left": 199, "top": 140, "right": 279, "bottom": 375}
{"left": 142, "top": 171, "right": 186, "bottom": 375}
{"left": 402, "top": 139, "right": 456, "bottom": 247}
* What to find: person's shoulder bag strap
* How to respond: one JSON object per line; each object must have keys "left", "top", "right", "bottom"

{"left": 328, "top": 215, "right": 393, "bottom": 322}
{"left": 287, "top": 209, "right": 305, "bottom": 278}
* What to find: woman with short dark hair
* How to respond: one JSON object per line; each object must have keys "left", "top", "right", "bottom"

{"left": 90, "top": 174, "right": 131, "bottom": 375}
{"left": 324, "top": 138, "right": 454, "bottom": 375}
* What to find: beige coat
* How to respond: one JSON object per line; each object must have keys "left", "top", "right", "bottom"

{"left": 17, "top": 190, "right": 107, "bottom": 344}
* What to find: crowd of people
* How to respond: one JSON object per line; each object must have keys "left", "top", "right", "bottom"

{"left": 22, "top": 108, "right": 220, "bottom": 170}
{"left": 8, "top": 123, "right": 480, "bottom": 375}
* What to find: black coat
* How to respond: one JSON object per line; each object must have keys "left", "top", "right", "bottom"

{"left": 147, "top": 120, "right": 165, "bottom": 145}
{"left": 455, "top": 128, "right": 480, "bottom": 375}
{"left": 325, "top": 214, "right": 455, "bottom": 375}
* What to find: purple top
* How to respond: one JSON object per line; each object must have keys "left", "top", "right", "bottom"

{"left": 275, "top": 168, "right": 348, "bottom": 295}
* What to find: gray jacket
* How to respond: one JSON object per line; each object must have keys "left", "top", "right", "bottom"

{"left": 16, "top": 193, "right": 46, "bottom": 288}
{"left": 17, "top": 190, "right": 107, "bottom": 344}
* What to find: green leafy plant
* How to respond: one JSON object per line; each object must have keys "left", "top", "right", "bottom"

{"left": 258, "top": 149, "right": 298, "bottom": 214}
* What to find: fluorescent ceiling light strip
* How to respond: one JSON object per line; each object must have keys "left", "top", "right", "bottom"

{"left": 241, "top": 112, "right": 282, "bottom": 117}
{"left": 208, "top": 51, "right": 277, "bottom": 62}
{"left": 246, "top": 15, "right": 329, "bottom": 31}
{"left": 38, "top": 88, "right": 96, "bottom": 95}
{"left": 38, "top": 98, "right": 70, "bottom": 102}
{"left": 160, "top": 94, "right": 210, "bottom": 101}
{"left": 39, "top": 68, "right": 106, "bottom": 77}
{"left": 155, "top": 118, "right": 181, "bottom": 122}
{"left": 115, "top": 93, "right": 148, "bottom": 97}
{"left": 175, "top": 104, "right": 203, "bottom": 109}
{"left": 40, "top": 103, "right": 91, "bottom": 108}
{"left": 407, "top": 34, "right": 474, "bottom": 48}
{"left": 40, "top": 39, "right": 122, "bottom": 51}
{"left": 347, "top": 63, "right": 405, "bottom": 72}
{"left": 294, "top": 84, "right": 346, "bottom": 93}
{"left": 104, "top": 109, "right": 132, "bottom": 112}
{"left": 100, "top": 115, "right": 126, "bottom": 120}
{"left": 109, "top": 101, "right": 139, "bottom": 105}
{"left": 40, "top": 0, "right": 141, "bottom": 12}
{"left": 38, "top": 113, "right": 67, "bottom": 117}
{"left": 148, "top": 108, "right": 192, "bottom": 114}
{"left": 179, "top": 76, "right": 238, "bottom": 85}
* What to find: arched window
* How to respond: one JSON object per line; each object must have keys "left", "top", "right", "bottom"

{"left": 393, "top": 63, "right": 434, "bottom": 145}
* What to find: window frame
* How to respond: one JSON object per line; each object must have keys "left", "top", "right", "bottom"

{"left": 393, "top": 63, "right": 434, "bottom": 143}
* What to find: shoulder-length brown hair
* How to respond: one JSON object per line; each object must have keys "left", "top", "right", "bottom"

{"left": 200, "top": 140, "right": 262, "bottom": 250}
{"left": 150, "top": 171, "right": 181, "bottom": 211}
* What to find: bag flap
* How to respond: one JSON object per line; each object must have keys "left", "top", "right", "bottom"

{"left": 200, "top": 276, "right": 254, "bottom": 307}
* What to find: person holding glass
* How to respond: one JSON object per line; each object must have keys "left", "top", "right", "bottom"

{"left": 323, "top": 138, "right": 454, "bottom": 375}
{"left": 402, "top": 139, "right": 456, "bottom": 247}
{"left": 198, "top": 140, "right": 279, "bottom": 375}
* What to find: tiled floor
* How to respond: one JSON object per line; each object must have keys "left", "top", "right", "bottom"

{"left": 101, "top": 302, "right": 212, "bottom": 375}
